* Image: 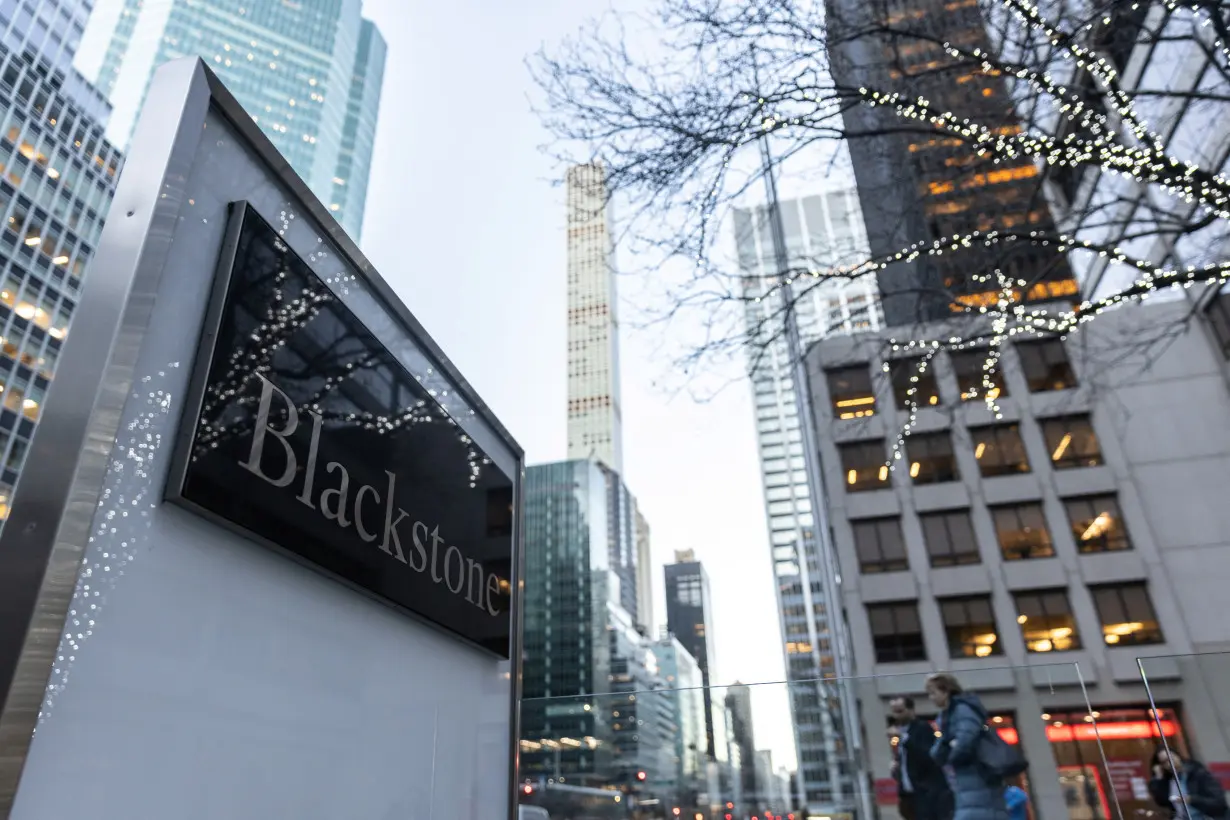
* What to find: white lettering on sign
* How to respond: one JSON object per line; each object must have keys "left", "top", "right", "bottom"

{"left": 239, "top": 373, "right": 502, "bottom": 617}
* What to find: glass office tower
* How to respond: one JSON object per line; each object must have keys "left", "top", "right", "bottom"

{"left": 734, "top": 186, "right": 883, "bottom": 813}
{"left": 0, "top": 0, "right": 121, "bottom": 522}
{"left": 79, "top": 0, "right": 384, "bottom": 240}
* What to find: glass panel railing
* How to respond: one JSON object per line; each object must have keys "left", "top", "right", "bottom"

{"left": 518, "top": 662, "right": 1117, "bottom": 820}
{"left": 1136, "top": 652, "right": 1230, "bottom": 820}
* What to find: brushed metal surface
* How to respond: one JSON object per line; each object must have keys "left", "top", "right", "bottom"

{"left": 0, "top": 58, "right": 211, "bottom": 814}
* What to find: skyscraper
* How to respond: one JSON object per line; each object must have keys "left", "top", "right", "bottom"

{"left": 654, "top": 635, "right": 706, "bottom": 808}
{"left": 0, "top": 0, "right": 121, "bottom": 523}
{"left": 77, "top": 0, "right": 385, "bottom": 240}
{"left": 734, "top": 187, "right": 881, "bottom": 812}
{"left": 634, "top": 505, "right": 653, "bottom": 634}
{"left": 599, "top": 461, "right": 639, "bottom": 624}
{"left": 663, "top": 550, "right": 716, "bottom": 757}
{"left": 725, "top": 683, "right": 758, "bottom": 810}
{"left": 825, "top": 0, "right": 1077, "bottom": 325}
{"left": 566, "top": 162, "right": 622, "bottom": 473}
{"left": 520, "top": 459, "right": 613, "bottom": 782}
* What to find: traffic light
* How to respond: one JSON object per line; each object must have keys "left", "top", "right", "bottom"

{"left": 672, "top": 809, "right": 681, "bottom": 817}
{"left": 636, "top": 770, "right": 647, "bottom": 782}
{"left": 521, "top": 784, "right": 534, "bottom": 795}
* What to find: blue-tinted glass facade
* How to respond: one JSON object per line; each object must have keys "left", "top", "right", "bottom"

{"left": 85, "top": 0, "right": 383, "bottom": 240}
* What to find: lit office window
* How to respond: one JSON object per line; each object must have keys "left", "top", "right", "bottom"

{"left": 950, "top": 349, "right": 1008, "bottom": 401}
{"left": 1014, "top": 588, "right": 1082, "bottom": 653}
{"left": 906, "top": 431, "right": 958, "bottom": 484}
{"left": 939, "top": 595, "right": 1002, "bottom": 657}
{"left": 920, "top": 509, "right": 981, "bottom": 566}
{"left": 971, "top": 423, "right": 1030, "bottom": 477}
{"left": 1064, "top": 494, "right": 1131, "bottom": 553}
{"left": 827, "top": 365, "right": 876, "bottom": 419}
{"left": 992, "top": 502, "right": 1054, "bottom": 560}
{"left": 1090, "top": 582, "right": 1164, "bottom": 646}
{"left": 890, "top": 357, "right": 941, "bottom": 409}
{"left": 1041, "top": 415, "right": 1103, "bottom": 469}
{"left": 839, "top": 440, "right": 890, "bottom": 492}
{"left": 867, "top": 601, "right": 927, "bottom": 662}
{"left": 852, "top": 517, "right": 909, "bottom": 573}
{"left": 1017, "top": 339, "right": 1077, "bottom": 392}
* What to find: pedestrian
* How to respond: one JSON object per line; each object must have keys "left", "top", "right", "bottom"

{"left": 890, "top": 695, "right": 954, "bottom": 820}
{"left": 1149, "top": 746, "right": 1229, "bottom": 820}
{"left": 926, "top": 672, "right": 1009, "bottom": 820}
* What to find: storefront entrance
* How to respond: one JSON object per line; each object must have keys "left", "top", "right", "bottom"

{"left": 992, "top": 705, "right": 1187, "bottom": 820}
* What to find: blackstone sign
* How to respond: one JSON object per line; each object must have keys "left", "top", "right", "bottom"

{"left": 168, "top": 203, "right": 514, "bottom": 656}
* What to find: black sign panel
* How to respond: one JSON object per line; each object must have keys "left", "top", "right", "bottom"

{"left": 168, "top": 202, "right": 514, "bottom": 657}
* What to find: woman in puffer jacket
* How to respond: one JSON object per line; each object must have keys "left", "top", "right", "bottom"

{"left": 927, "top": 673, "right": 1009, "bottom": 820}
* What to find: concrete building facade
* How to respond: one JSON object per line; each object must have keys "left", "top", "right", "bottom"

{"left": 805, "top": 297, "right": 1230, "bottom": 820}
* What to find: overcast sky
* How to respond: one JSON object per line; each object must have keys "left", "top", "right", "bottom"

{"left": 351, "top": 0, "right": 800, "bottom": 764}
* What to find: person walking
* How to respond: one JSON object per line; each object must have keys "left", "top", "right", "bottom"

{"left": 1149, "top": 747, "right": 1229, "bottom": 820}
{"left": 926, "top": 673, "right": 1009, "bottom": 820}
{"left": 891, "top": 696, "right": 954, "bottom": 820}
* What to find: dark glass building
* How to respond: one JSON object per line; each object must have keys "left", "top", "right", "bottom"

{"left": 664, "top": 550, "right": 717, "bottom": 757}
{"left": 0, "top": 0, "right": 121, "bottom": 523}
{"left": 520, "top": 459, "right": 613, "bottom": 783}
{"left": 826, "top": 0, "right": 1078, "bottom": 325}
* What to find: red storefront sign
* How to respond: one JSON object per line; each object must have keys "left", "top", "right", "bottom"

{"left": 995, "top": 720, "right": 1177, "bottom": 745}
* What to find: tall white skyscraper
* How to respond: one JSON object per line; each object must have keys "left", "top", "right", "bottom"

{"left": 566, "top": 162, "right": 623, "bottom": 474}
{"left": 734, "top": 185, "right": 883, "bottom": 813}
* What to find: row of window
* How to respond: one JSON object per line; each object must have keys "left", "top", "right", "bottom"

{"left": 842, "top": 415, "right": 1101, "bottom": 491}
{"left": 827, "top": 337, "right": 1076, "bottom": 419}
{"left": 868, "top": 581, "right": 1163, "bottom": 663}
{"left": 852, "top": 494, "right": 1130, "bottom": 573}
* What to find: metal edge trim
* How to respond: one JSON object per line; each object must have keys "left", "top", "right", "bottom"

{"left": 197, "top": 64, "right": 525, "bottom": 461}
{"left": 162, "top": 200, "right": 248, "bottom": 506}
{"left": 0, "top": 58, "right": 212, "bottom": 813}
{"left": 507, "top": 457, "right": 527, "bottom": 819}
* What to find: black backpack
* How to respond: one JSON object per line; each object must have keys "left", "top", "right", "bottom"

{"left": 977, "top": 723, "right": 1029, "bottom": 779}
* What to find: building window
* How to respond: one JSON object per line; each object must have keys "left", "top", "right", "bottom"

{"left": 890, "top": 357, "right": 941, "bottom": 409}
{"left": 840, "top": 440, "right": 889, "bottom": 492}
{"left": 1041, "top": 415, "right": 1103, "bottom": 469}
{"left": 951, "top": 349, "right": 1009, "bottom": 401}
{"left": 867, "top": 601, "right": 927, "bottom": 662}
{"left": 939, "top": 595, "right": 1002, "bottom": 657}
{"left": 1091, "top": 583, "right": 1164, "bottom": 646}
{"left": 1018, "top": 339, "right": 1077, "bottom": 392}
{"left": 992, "top": 502, "right": 1054, "bottom": 560}
{"left": 851, "top": 517, "right": 909, "bottom": 573}
{"left": 1064, "top": 494, "right": 1131, "bottom": 553}
{"left": 972, "top": 424, "right": 1030, "bottom": 477}
{"left": 1205, "top": 289, "right": 1230, "bottom": 358}
{"left": 828, "top": 365, "right": 876, "bottom": 419}
{"left": 1014, "top": 588, "right": 1081, "bottom": 652}
{"left": 920, "top": 509, "right": 981, "bottom": 566}
{"left": 906, "top": 431, "right": 958, "bottom": 484}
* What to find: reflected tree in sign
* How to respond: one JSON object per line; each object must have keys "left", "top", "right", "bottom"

{"left": 190, "top": 207, "right": 491, "bottom": 489}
